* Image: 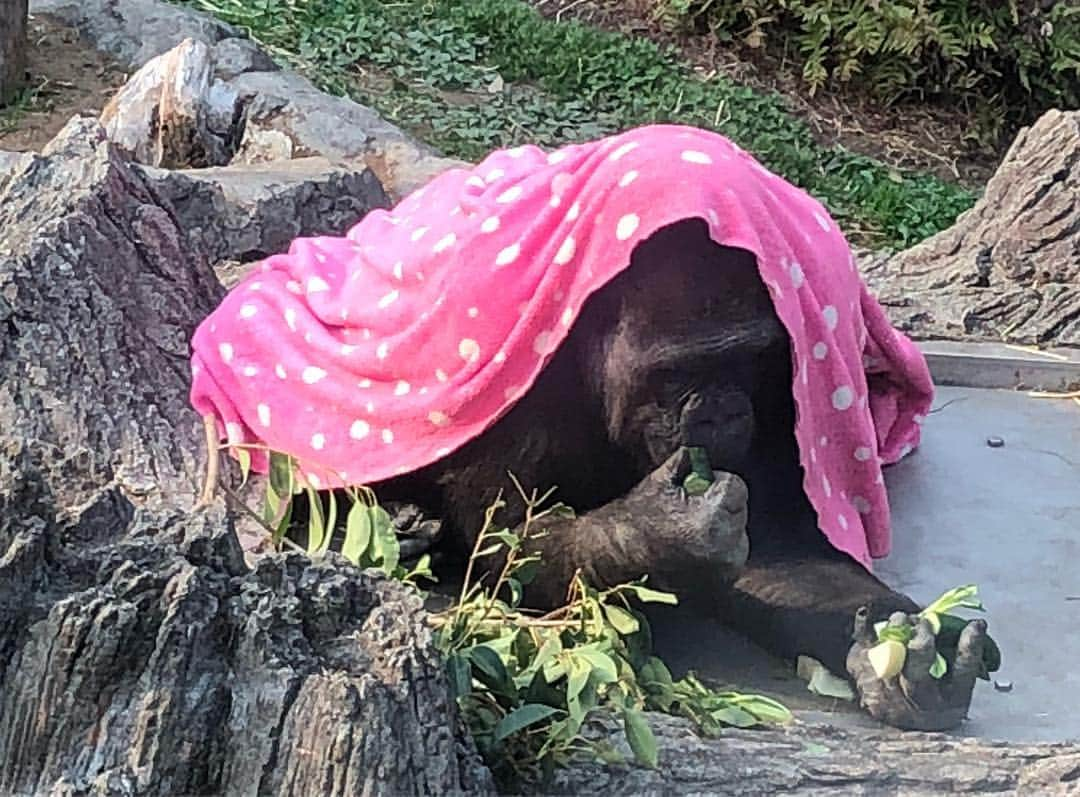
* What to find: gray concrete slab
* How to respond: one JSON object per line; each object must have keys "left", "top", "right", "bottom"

{"left": 878, "top": 385, "right": 1080, "bottom": 743}
{"left": 653, "top": 385, "right": 1080, "bottom": 743}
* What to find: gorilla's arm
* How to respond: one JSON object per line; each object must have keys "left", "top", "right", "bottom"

{"left": 437, "top": 448, "right": 752, "bottom": 609}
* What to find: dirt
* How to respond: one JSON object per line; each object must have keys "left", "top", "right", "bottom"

{"left": 530, "top": 0, "right": 1004, "bottom": 189}
{"left": 0, "top": 15, "right": 128, "bottom": 153}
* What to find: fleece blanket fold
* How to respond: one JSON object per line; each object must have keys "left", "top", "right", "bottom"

{"left": 189, "top": 123, "right": 934, "bottom": 568}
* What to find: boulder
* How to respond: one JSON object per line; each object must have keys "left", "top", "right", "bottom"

{"left": 141, "top": 156, "right": 390, "bottom": 268}
{"left": 99, "top": 36, "right": 237, "bottom": 168}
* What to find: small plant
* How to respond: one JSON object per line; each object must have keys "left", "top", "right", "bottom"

{"left": 657, "top": 0, "right": 1080, "bottom": 145}
{"left": 212, "top": 442, "right": 792, "bottom": 788}
{"left": 432, "top": 479, "right": 792, "bottom": 788}
{"left": 867, "top": 584, "right": 1001, "bottom": 680}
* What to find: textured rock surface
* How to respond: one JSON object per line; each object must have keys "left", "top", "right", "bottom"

{"left": 0, "top": 117, "right": 494, "bottom": 797}
{"left": 141, "top": 156, "right": 390, "bottom": 266}
{"left": 228, "top": 69, "right": 468, "bottom": 200}
{"left": 553, "top": 713, "right": 1080, "bottom": 795}
{"left": 30, "top": 0, "right": 240, "bottom": 69}
{"left": 100, "top": 36, "right": 237, "bottom": 168}
{"left": 863, "top": 109, "right": 1080, "bottom": 348}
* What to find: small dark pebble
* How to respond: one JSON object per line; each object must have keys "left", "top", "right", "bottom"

{"left": 986, "top": 436, "right": 1005, "bottom": 448}
{"left": 994, "top": 679, "right": 1013, "bottom": 692}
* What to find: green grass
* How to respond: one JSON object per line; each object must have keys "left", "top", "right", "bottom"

{"left": 0, "top": 83, "right": 47, "bottom": 135}
{"left": 181, "top": 0, "right": 978, "bottom": 249}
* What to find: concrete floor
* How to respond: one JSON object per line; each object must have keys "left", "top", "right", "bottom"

{"left": 653, "top": 385, "right": 1080, "bottom": 744}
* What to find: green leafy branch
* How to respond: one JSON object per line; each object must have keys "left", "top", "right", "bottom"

{"left": 207, "top": 440, "right": 791, "bottom": 789}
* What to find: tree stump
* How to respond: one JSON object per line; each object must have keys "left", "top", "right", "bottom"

{"left": 0, "top": 0, "right": 27, "bottom": 104}
{"left": 0, "top": 116, "right": 494, "bottom": 796}
{"left": 862, "top": 109, "right": 1080, "bottom": 347}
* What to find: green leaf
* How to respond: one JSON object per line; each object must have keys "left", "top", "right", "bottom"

{"left": 305, "top": 486, "right": 325, "bottom": 555}
{"left": 623, "top": 708, "right": 658, "bottom": 769}
{"left": 923, "top": 584, "right": 985, "bottom": 616}
{"left": 322, "top": 489, "right": 338, "bottom": 555}
{"left": 546, "top": 503, "right": 577, "bottom": 521}
{"left": 342, "top": 501, "right": 373, "bottom": 565}
{"left": 576, "top": 649, "right": 619, "bottom": 684}
{"left": 447, "top": 652, "right": 472, "bottom": 699}
{"left": 686, "top": 446, "right": 712, "bottom": 479}
{"left": 469, "top": 645, "right": 515, "bottom": 697}
{"left": 603, "top": 604, "right": 640, "bottom": 636}
{"left": 492, "top": 530, "right": 520, "bottom": 550}
{"left": 514, "top": 556, "right": 542, "bottom": 586}
{"left": 640, "top": 656, "right": 674, "bottom": 690}
{"left": 709, "top": 705, "right": 759, "bottom": 728}
{"left": 730, "top": 695, "right": 793, "bottom": 724}
{"left": 929, "top": 652, "right": 948, "bottom": 679}
{"left": 625, "top": 584, "right": 679, "bottom": 605}
{"left": 507, "top": 577, "right": 523, "bottom": 608}
{"left": 493, "top": 703, "right": 561, "bottom": 741}
{"left": 682, "top": 473, "right": 711, "bottom": 496}
{"left": 877, "top": 624, "right": 914, "bottom": 645}
{"left": 566, "top": 656, "right": 590, "bottom": 703}
{"left": 236, "top": 448, "right": 252, "bottom": 487}
{"left": 268, "top": 452, "right": 290, "bottom": 493}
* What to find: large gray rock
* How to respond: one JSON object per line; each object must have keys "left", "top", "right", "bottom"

{"left": 100, "top": 37, "right": 237, "bottom": 168}
{"left": 863, "top": 109, "right": 1080, "bottom": 348}
{"left": 0, "top": 116, "right": 494, "bottom": 797}
{"left": 229, "top": 70, "right": 469, "bottom": 201}
{"left": 142, "top": 155, "right": 391, "bottom": 269}
{"left": 30, "top": 0, "right": 240, "bottom": 69}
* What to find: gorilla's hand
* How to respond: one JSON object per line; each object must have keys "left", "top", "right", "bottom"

{"left": 614, "top": 446, "right": 751, "bottom": 586}
{"left": 846, "top": 606, "right": 989, "bottom": 731}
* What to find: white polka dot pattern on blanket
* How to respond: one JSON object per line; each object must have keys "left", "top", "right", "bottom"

{"left": 189, "top": 123, "right": 934, "bottom": 571}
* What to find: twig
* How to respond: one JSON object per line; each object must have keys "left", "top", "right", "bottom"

{"left": 219, "top": 482, "right": 306, "bottom": 555}
{"left": 195, "top": 414, "right": 220, "bottom": 509}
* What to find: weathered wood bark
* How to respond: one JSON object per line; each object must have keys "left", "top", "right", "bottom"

{"left": 0, "top": 0, "right": 27, "bottom": 104}
{"left": 0, "top": 116, "right": 494, "bottom": 796}
{"left": 553, "top": 714, "right": 1080, "bottom": 795}
{"left": 863, "top": 109, "right": 1080, "bottom": 348}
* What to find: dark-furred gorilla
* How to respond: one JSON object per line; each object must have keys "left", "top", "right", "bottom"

{"left": 371, "top": 217, "right": 991, "bottom": 732}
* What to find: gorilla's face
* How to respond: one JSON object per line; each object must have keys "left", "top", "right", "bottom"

{"left": 589, "top": 219, "right": 790, "bottom": 477}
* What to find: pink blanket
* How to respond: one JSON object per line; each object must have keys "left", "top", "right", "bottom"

{"left": 189, "top": 124, "right": 934, "bottom": 568}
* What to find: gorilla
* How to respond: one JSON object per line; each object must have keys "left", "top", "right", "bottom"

{"left": 191, "top": 126, "right": 995, "bottom": 734}
{"left": 369, "top": 217, "right": 991, "bottom": 733}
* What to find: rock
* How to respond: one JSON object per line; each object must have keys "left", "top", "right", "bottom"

{"left": 0, "top": 116, "right": 494, "bottom": 796}
{"left": 36, "top": 0, "right": 467, "bottom": 199}
{"left": 211, "top": 35, "right": 278, "bottom": 81}
{"left": 140, "top": 155, "right": 390, "bottom": 268}
{"left": 0, "top": 148, "right": 32, "bottom": 177}
{"left": 229, "top": 70, "right": 469, "bottom": 201}
{"left": 863, "top": 109, "right": 1080, "bottom": 348}
{"left": 100, "top": 37, "right": 237, "bottom": 168}
{"left": 30, "top": 0, "right": 240, "bottom": 68}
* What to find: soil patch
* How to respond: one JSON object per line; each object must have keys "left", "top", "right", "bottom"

{"left": 0, "top": 14, "right": 128, "bottom": 152}
{"left": 530, "top": 0, "right": 1003, "bottom": 189}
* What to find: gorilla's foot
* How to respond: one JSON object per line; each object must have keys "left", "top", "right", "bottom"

{"left": 847, "top": 607, "right": 989, "bottom": 731}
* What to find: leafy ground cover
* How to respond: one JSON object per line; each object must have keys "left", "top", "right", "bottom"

{"left": 183, "top": 0, "right": 978, "bottom": 249}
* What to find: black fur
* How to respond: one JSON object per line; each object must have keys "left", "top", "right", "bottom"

{"left": 370, "top": 217, "right": 983, "bottom": 729}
